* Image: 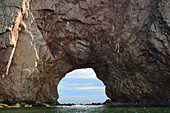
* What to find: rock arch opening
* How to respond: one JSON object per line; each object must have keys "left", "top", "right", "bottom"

{"left": 57, "top": 68, "right": 109, "bottom": 104}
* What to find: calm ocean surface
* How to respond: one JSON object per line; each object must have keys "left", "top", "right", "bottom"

{"left": 0, "top": 105, "right": 169, "bottom": 113}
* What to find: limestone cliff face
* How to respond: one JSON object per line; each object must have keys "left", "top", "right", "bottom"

{"left": 0, "top": 0, "right": 169, "bottom": 105}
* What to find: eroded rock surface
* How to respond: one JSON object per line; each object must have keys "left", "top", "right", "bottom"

{"left": 0, "top": 0, "right": 169, "bottom": 106}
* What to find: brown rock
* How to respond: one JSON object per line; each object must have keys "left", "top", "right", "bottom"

{"left": 0, "top": 0, "right": 169, "bottom": 106}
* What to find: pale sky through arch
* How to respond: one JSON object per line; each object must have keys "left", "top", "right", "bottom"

{"left": 58, "top": 68, "right": 109, "bottom": 104}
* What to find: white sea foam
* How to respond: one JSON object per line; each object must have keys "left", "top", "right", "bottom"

{"left": 56, "top": 105, "right": 104, "bottom": 108}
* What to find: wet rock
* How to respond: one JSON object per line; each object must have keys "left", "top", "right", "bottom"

{"left": 103, "top": 99, "right": 113, "bottom": 105}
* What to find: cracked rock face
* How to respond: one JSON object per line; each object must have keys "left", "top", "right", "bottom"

{"left": 0, "top": 0, "right": 169, "bottom": 106}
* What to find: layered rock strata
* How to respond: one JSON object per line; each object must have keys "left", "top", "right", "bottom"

{"left": 0, "top": 0, "right": 169, "bottom": 106}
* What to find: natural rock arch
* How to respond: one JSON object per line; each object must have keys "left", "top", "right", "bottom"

{"left": 0, "top": 0, "right": 169, "bottom": 106}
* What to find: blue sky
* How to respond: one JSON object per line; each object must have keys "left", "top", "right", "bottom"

{"left": 58, "top": 68, "right": 109, "bottom": 104}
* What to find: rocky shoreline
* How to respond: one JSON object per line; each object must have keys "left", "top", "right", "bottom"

{"left": 0, "top": 100, "right": 169, "bottom": 109}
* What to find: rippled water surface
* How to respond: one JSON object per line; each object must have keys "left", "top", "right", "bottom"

{"left": 0, "top": 105, "right": 169, "bottom": 113}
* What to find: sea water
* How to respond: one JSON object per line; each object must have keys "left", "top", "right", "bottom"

{"left": 0, "top": 105, "right": 169, "bottom": 113}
